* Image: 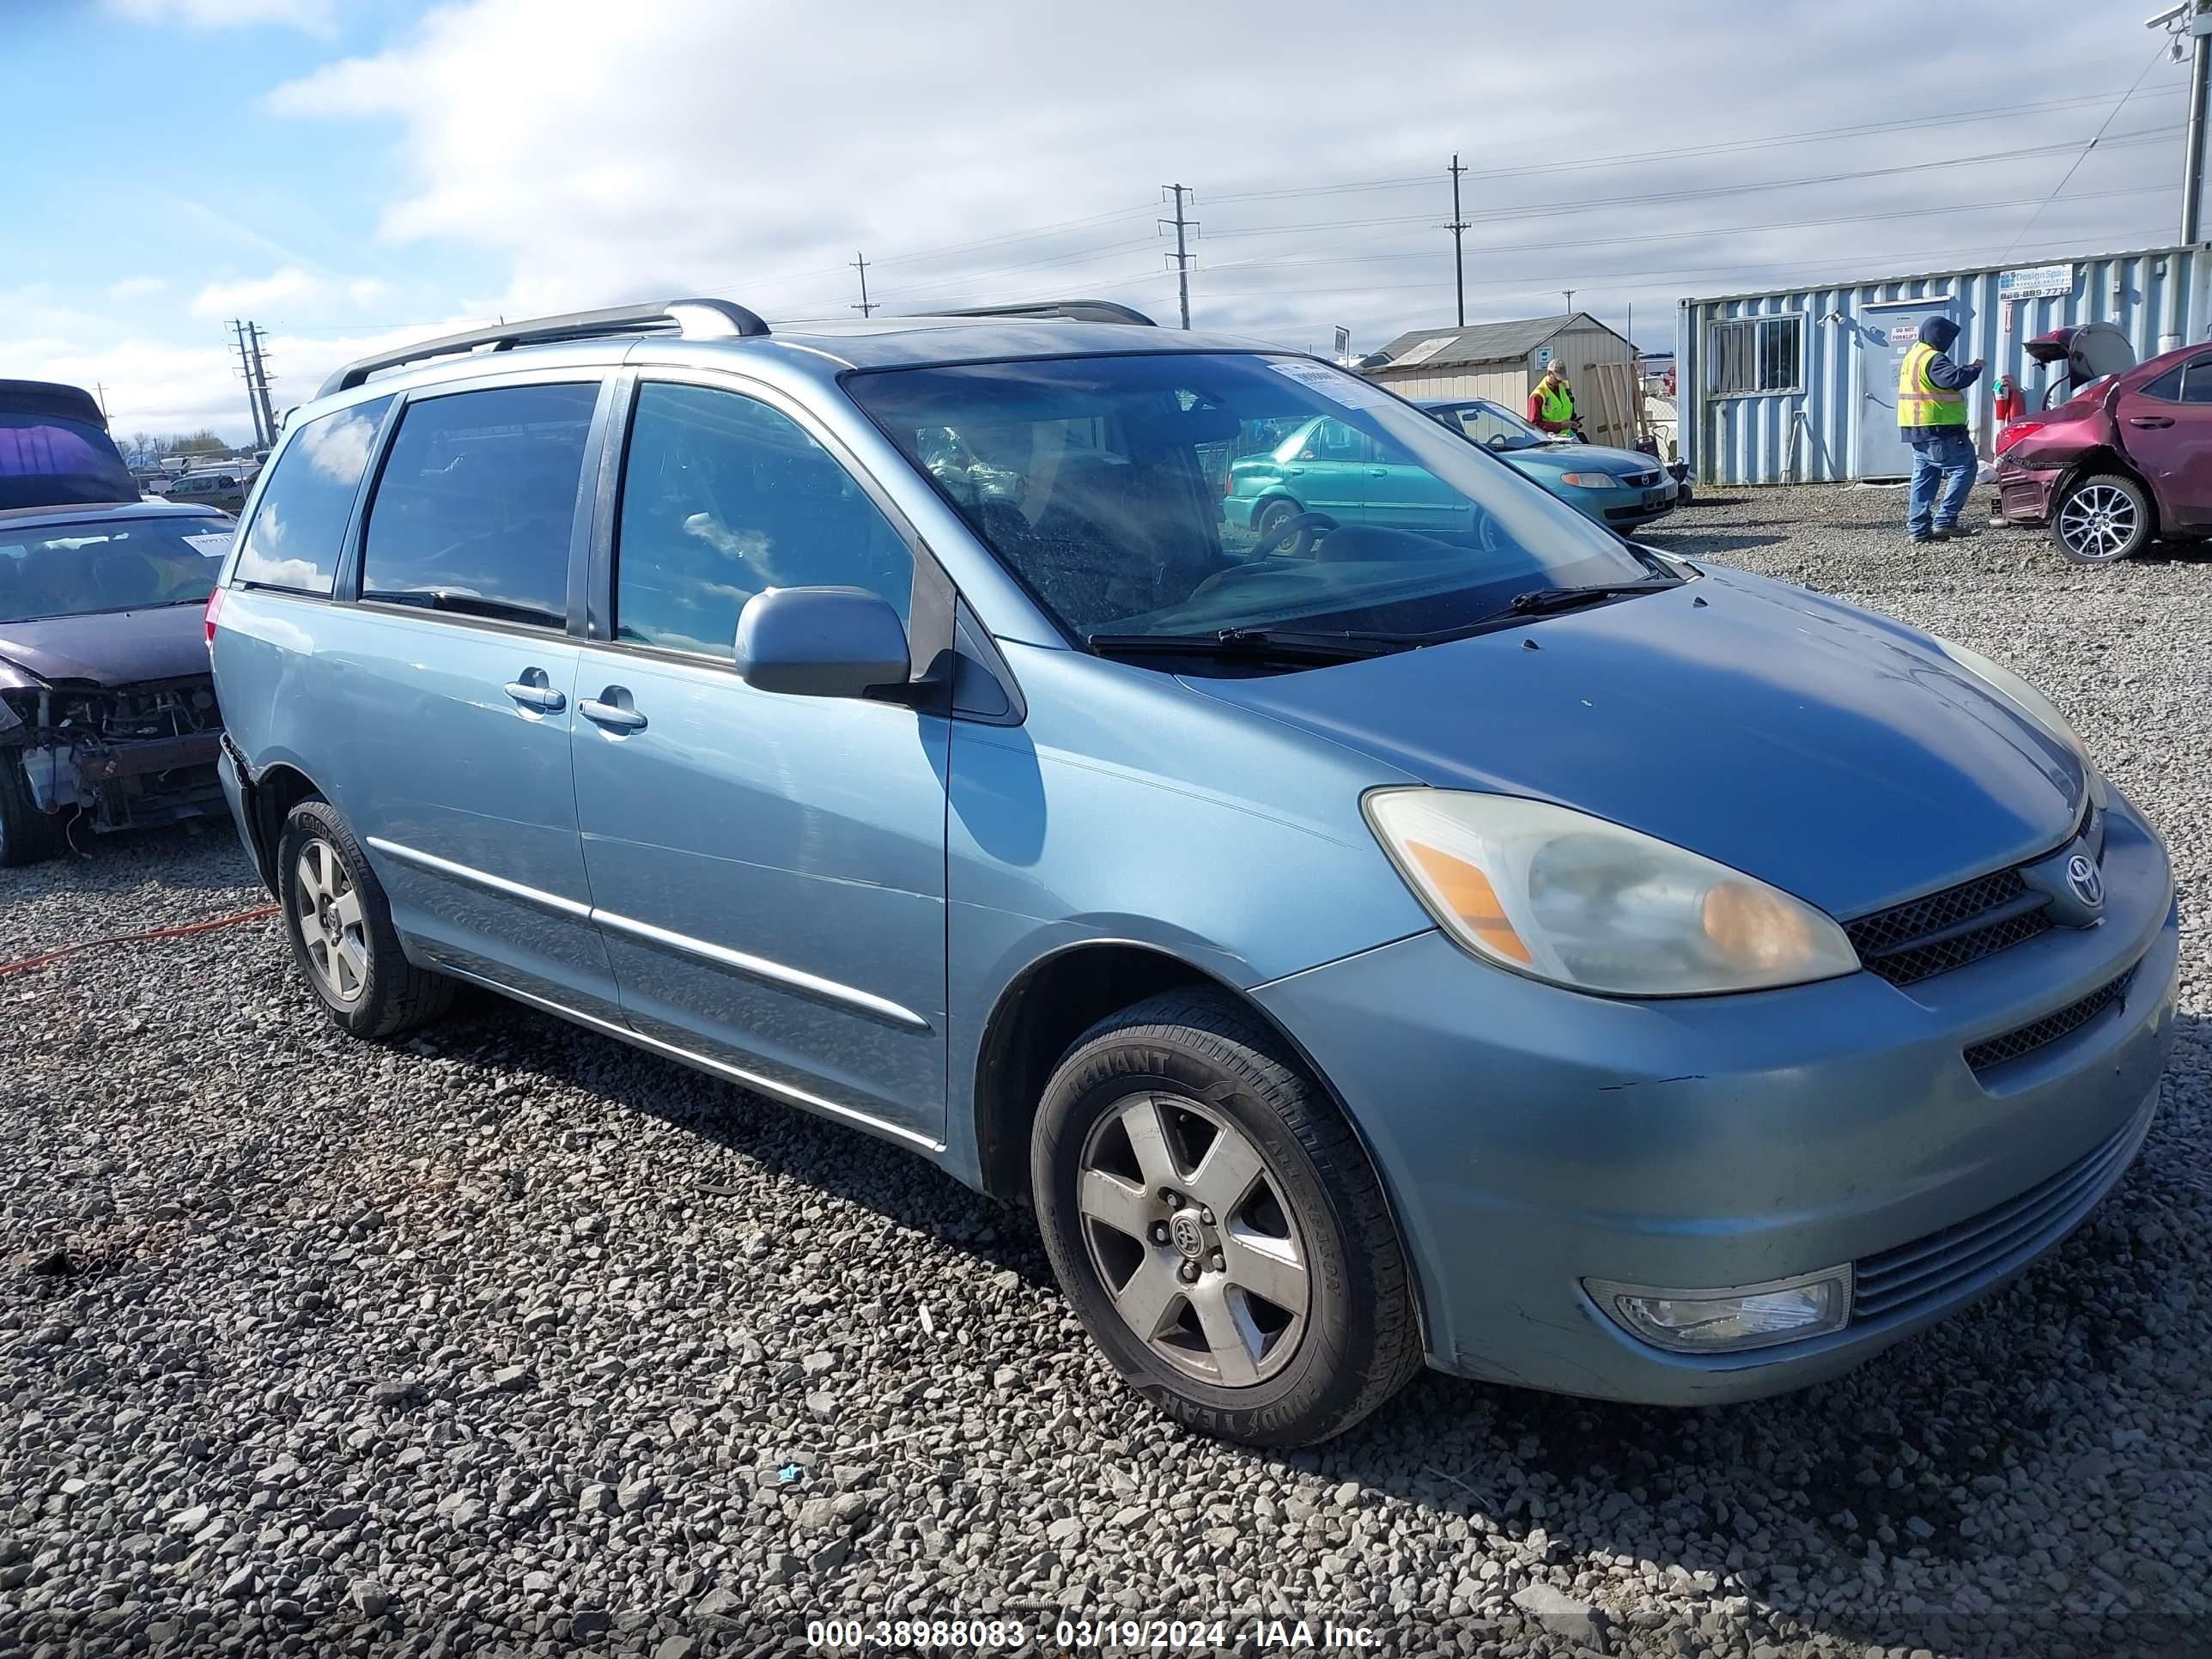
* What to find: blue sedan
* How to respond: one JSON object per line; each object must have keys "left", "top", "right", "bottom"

{"left": 1421, "top": 397, "right": 1682, "bottom": 528}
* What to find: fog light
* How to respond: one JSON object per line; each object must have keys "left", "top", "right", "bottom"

{"left": 1585, "top": 1267, "right": 1852, "bottom": 1354}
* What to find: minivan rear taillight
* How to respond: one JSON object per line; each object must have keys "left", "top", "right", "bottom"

{"left": 1994, "top": 418, "right": 2048, "bottom": 457}
{"left": 204, "top": 585, "right": 225, "bottom": 646}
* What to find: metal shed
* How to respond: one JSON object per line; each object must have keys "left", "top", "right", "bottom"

{"left": 1678, "top": 244, "right": 2212, "bottom": 486}
{"left": 1363, "top": 313, "right": 1640, "bottom": 446}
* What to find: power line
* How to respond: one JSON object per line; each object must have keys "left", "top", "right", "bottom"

{"left": 1198, "top": 130, "right": 2179, "bottom": 244}
{"left": 1202, "top": 86, "right": 2189, "bottom": 206}
{"left": 2002, "top": 44, "right": 2168, "bottom": 258}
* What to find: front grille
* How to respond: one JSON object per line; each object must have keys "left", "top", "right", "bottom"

{"left": 1964, "top": 970, "right": 2132, "bottom": 1076}
{"left": 1852, "top": 1103, "right": 2148, "bottom": 1322}
{"left": 1844, "top": 867, "right": 2052, "bottom": 986}
{"left": 1619, "top": 468, "right": 1662, "bottom": 488}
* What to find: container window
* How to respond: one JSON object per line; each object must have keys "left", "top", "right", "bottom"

{"left": 1708, "top": 317, "right": 1802, "bottom": 397}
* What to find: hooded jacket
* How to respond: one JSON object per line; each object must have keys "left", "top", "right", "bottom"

{"left": 1902, "top": 316, "right": 1983, "bottom": 442}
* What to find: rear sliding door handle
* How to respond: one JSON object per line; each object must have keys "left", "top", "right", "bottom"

{"left": 503, "top": 672, "right": 565, "bottom": 712}
{"left": 580, "top": 690, "right": 647, "bottom": 732}
{"left": 2128, "top": 415, "right": 2175, "bottom": 428}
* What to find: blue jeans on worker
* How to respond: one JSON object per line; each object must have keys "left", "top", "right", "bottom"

{"left": 1908, "top": 428, "right": 1976, "bottom": 538}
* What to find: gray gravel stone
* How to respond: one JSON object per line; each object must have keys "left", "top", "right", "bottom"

{"left": 0, "top": 488, "right": 2204, "bottom": 1659}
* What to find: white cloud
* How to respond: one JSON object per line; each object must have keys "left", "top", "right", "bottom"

{"left": 261, "top": 0, "right": 2176, "bottom": 352}
{"left": 102, "top": 0, "right": 336, "bottom": 33}
{"left": 188, "top": 266, "right": 394, "bottom": 321}
{"left": 108, "top": 276, "right": 166, "bottom": 301}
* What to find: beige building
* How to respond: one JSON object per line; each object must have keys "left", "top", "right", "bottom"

{"left": 1361, "top": 313, "right": 1640, "bottom": 447}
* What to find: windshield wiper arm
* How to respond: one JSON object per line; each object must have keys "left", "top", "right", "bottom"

{"left": 1085, "top": 627, "right": 1398, "bottom": 662}
{"left": 1506, "top": 579, "right": 1681, "bottom": 617}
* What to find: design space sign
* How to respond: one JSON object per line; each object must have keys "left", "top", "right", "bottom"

{"left": 1998, "top": 264, "right": 2075, "bottom": 301}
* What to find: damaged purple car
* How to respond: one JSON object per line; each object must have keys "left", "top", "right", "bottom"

{"left": 0, "top": 500, "right": 232, "bottom": 865}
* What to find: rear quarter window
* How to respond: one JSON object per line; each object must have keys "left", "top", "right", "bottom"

{"left": 233, "top": 397, "right": 393, "bottom": 594}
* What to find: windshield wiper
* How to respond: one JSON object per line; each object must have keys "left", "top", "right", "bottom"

{"left": 1086, "top": 627, "right": 1399, "bottom": 663}
{"left": 1505, "top": 579, "right": 1681, "bottom": 617}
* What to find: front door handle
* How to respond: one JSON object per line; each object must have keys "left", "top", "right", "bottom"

{"left": 2128, "top": 415, "right": 2175, "bottom": 428}
{"left": 1367, "top": 466, "right": 1389, "bottom": 477}
{"left": 504, "top": 670, "right": 565, "bottom": 713}
{"left": 580, "top": 689, "right": 647, "bottom": 732}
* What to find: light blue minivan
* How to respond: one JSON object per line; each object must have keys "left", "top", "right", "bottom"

{"left": 210, "top": 297, "right": 2178, "bottom": 1447}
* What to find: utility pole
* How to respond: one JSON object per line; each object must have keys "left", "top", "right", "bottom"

{"left": 246, "top": 323, "right": 277, "bottom": 447}
{"left": 2148, "top": 3, "right": 2211, "bottom": 241}
{"left": 850, "top": 252, "right": 876, "bottom": 317}
{"left": 1562, "top": 289, "right": 1577, "bottom": 318}
{"left": 1447, "top": 154, "right": 1469, "bottom": 327}
{"left": 93, "top": 383, "right": 109, "bottom": 419}
{"left": 1160, "top": 184, "right": 1198, "bottom": 329}
{"left": 229, "top": 319, "right": 268, "bottom": 450}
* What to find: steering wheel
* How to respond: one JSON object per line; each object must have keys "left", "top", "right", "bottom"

{"left": 1249, "top": 509, "right": 1338, "bottom": 560}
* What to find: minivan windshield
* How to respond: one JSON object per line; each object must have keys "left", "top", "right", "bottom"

{"left": 848, "top": 353, "right": 1659, "bottom": 652}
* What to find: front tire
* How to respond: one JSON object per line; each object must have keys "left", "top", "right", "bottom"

{"left": 2053, "top": 473, "right": 2152, "bottom": 563}
{"left": 0, "top": 753, "right": 65, "bottom": 868}
{"left": 1252, "top": 496, "right": 1311, "bottom": 556}
{"left": 1031, "top": 989, "right": 1422, "bottom": 1447}
{"left": 277, "top": 799, "right": 455, "bottom": 1038}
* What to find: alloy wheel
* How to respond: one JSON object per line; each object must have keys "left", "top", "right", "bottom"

{"left": 2057, "top": 484, "right": 2138, "bottom": 562}
{"left": 1076, "top": 1092, "right": 1310, "bottom": 1387}
{"left": 294, "top": 836, "right": 369, "bottom": 1004}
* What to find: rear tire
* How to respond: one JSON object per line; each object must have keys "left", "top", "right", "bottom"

{"left": 0, "top": 753, "right": 65, "bottom": 868}
{"left": 277, "top": 798, "right": 455, "bottom": 1038}
{"left": 2052, "top": 472, "right": 2153, "bottom": 563}
{"left": 1030, "top": 989, "right": 1423, "bottom": 1448}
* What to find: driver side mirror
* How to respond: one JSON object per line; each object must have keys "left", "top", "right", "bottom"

{"left": 733, "top": 586, "right": 910, "bottom": 699}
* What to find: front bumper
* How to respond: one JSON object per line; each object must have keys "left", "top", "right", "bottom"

{"left": 1253, "top": 793, "right": 2179, "bottom": 1405}
{"left": 1993, "top": 459, "right": 2062, "bottom": 526}
{"left": 1582, "top": 478, "right": 1679, "bottom": 527}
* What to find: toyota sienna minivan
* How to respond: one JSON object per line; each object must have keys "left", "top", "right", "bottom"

{"left": 209, "top": 297, "right": 2178, "bottom": 1448}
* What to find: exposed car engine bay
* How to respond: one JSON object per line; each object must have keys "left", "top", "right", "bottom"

{"left": 0, "top": 672, "right": 225, "bottom": 840}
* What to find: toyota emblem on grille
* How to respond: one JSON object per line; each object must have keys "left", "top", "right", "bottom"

{"left": 2065, "top": 853, "right": 2104, "bottom": 910}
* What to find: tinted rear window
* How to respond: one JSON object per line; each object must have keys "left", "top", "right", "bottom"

{"left": 0, "top": 414, "right": 138, "bottom": 510}
{"left": 361, "top": 383, "right": 598, "bottom": 629}
{"left": 234, "top": 397, "right": 393, "bottom": 594}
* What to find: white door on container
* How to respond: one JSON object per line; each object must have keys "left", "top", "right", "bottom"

{"left": 1856, "top": 300, "right": 1954, "bottom": 481}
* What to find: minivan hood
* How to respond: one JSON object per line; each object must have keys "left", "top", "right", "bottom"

{"left": 0, "top": 605, "right": 211, "bottom": 689}
{"left": 1188, "top": 568, "right": 2082, "bottom": 920}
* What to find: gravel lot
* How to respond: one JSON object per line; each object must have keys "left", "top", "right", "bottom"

{"left": 2, "top": 486, "right": 2205, "bottom": 1659}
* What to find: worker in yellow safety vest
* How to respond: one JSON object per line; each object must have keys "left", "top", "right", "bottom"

{"left": 1527, "top": 363, "right": 1577, "bottom": 436}
{"left": 1898, "top": 315, "right": 1983, "bottom": 544}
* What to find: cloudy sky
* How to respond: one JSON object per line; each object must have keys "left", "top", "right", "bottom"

{"left": 5, "top": 0, "right": 2190, "bottom": 443}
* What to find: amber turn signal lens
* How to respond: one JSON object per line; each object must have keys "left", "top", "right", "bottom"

{"left": 1406, "top": 840, "right": 1532, "bottom": 963}
{"left": 1701, "top": 879, "right": 1816, "bottom": 969}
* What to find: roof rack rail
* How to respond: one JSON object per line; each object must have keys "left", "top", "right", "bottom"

{"left": 315, "top": 298, "right": 770, "bottom": 398}
{"left": 939, "top": 299, "right": 1158, "bottom": 326}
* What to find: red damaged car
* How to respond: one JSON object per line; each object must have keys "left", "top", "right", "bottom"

{"left": 1994, "top": 323, "right": 2212, "bottom": 564}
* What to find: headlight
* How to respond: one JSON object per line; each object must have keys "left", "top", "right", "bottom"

{"left": 1364, "top": 790, "right": 1860, "bottom": 996}
{"left": 1555, "top": 471, "right": 1616, "bottom": 489}
{"left": 1934, "top": 636, "right": 2110, "bottom": 810}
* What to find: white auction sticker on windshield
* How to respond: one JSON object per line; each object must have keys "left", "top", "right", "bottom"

{"left": 1267, "top": 358, "right": 1392, "bottom": 410}
{"left": 185, "top": 533, "right": 235, "bottom": 557}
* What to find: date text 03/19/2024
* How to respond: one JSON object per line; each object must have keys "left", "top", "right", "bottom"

{"left": 804, "top": 1617, "right": 1385, "bottom": 1652}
